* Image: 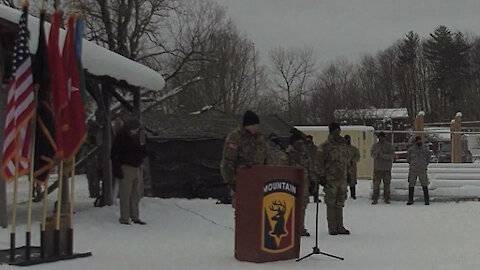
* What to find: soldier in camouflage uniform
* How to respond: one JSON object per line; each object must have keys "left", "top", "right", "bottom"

{"left": 285, "top": 133, "right": 313, "bottom": 237}
{"left": 370, "top": 132, "right": 395, "bottom": 204}
{"left": 305, "top": 136, "right": 320, "bottom": 202}
{"left": 220, "top": 111, "right": 267, "bottom": 207}
{"left": 317, "top": 123, "right": 350, "bottom": 235}
{"left": 345, "top": 135, "right": 360, "bottom": 199}
{"left": 406, "top": 136, "right": 431, "bottom": 205}
{"left": 266, "top": 133, "right": 288, "bottom": 166}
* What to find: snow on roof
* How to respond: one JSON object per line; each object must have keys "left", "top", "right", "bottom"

{"left": 0, "top": 5, "right": 165, "bottom": 91}
{"left": 295, "top": 125, "right": 374, "bottom": 132}
{"left": 335, "top": 108, "right": 409, "bottom": 119}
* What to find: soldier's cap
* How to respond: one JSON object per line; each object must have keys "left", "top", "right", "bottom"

{"left": 344, "top": 135, "right": 351, "bottom": 140}
{"left": 242, "top": 110, "right": 260, "bottom": 127}
{"left": 377, "top": 132, "right": 386, "bottom": 138}
{"left": 289, "top": 133, "right": 304, "bottom": 145}
{"left": 328, "top": 122, "right": 341, "bottom": 133}
{"left": 268, "top": 133, "right": 279, "bottom": 140}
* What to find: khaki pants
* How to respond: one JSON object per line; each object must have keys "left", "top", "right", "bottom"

{"left": 119, "top": 165, "right": 142, "bottom": 222}
{"left": 372, "top": 170, "right": 391, "bottom": 201}
{"left": 408, "top": 170, "right": 429, "bottom": 187}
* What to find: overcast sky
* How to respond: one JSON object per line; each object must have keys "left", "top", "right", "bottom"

{"left": 215, "top": 0, "right": 480, "bottom": 66}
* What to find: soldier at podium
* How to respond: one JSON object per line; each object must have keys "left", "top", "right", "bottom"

{"left": 220, "top": 110, "right": 267, "bottom": 207}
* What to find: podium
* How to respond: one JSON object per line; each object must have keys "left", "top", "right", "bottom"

{"left": 235, "top": 166, "right": 304, "bottom": 263}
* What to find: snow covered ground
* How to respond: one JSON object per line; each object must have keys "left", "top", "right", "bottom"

{"left": 1, "top": 177, "right": 480, "bottom": 270}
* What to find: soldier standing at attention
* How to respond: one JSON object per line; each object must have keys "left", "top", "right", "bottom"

{"left": 406, "top": 136, "right": 431, "bottom": 205}
{"left": 370, "top": 132, "right": 395, "bottom": 205}
{"left": 220, "top": 110, "right": 267, "bottom": 207}
{"left": 285, "top": 133, "right": 313, "bottom": 237}
{"left": 317, "top": 123, "right": 350, "bottom": 235}
{"left": 344, "top": 135, "right": 360, "bottom": 199}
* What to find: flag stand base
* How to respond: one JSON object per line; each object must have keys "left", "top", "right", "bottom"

{"left": 0, "top": 246, "right": 92, "bottom": 266}
{"left": 0, "top": 215, "right": 91, "bottom": 266}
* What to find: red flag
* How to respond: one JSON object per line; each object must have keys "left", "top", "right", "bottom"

{"left": 1, "top": 4, "right": 35, "bottom": 182}
{"left": 61, "top": 15, "right": 87, "bottom": 161}
{"left": 48, "top": 11, "right": 68, "bottom": 160}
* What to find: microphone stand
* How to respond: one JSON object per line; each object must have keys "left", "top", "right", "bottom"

{"left": 272, "top": 141, "right": 344, "bottom": 262}
{"left": 296, "top": 178, "right": 344, "bottom": 262}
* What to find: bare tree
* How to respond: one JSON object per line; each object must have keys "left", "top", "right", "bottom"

{"left": 158, "top": 1, "right": 264, "bottom": 115}
{"left": 75, "top": 0, "right": 176, "bottom": 61}
{"left": 269, "top": 46, "right": 316, "bottom": 123}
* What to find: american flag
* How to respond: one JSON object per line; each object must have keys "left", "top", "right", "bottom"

{"left": 1, "top": 5, "right": 35, "bottom": 182}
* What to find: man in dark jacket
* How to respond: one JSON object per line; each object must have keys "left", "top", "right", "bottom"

{"left": 111, "top": 118, "right": 148, "bottom": 225}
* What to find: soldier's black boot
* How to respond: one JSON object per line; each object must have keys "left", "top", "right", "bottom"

{"left": 327, "top": 207, "right": 338, "bottom": 235}
{"left": 336, "top": 208, "right": 350, "bottom": 235}
{"left": 422, "top": 186, "right": 430, "bottom": 205}
{"left": 406, "top": 187, "right": 414, "bottom": 205}
{"left": 350, "top": 186, "right": 356, "bottom": 199}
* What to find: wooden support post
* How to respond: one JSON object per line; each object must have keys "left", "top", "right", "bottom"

{"left": 415, "top": 111, "right": 425, "bottom": 142}
{"left": 453, "top": 112, "right": 462, "bottom": 163}
{"left": 100, "top": 84, "right": 114, "bottom": 205}
{"left": 133, "top": 87, "right": 141, "bottom": 114}
{"left": 450, "top": 119, "right": 455, "bottom": 163}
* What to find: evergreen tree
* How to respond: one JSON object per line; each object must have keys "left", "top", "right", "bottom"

{"left": 423, "top": 26, "right": 470, "bottom": 117}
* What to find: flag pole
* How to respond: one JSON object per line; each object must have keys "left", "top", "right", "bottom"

{"left": 40, "top": 178, "right": 49, "bottom": 258}
{"left": 68, "top": 157, "right": 76, "bottom": 255}
{"left": 54, "top": 162, "right": 64, "bottom": 256}
{"left": 38, "top": 2, "right": 48, "bottom": 251}
{"left": 25, "top": 88, "right": 38, "bottom": 260}
{"left": 10, "top": 151, "right": 20, "bottom": 262}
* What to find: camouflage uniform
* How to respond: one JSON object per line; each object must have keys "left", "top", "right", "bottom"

{"left": 220, "top": 127, "right": 267, "bottom": 207}
{"left": 285, "top": 144, "right": 313, "bottom": 233}
{"left": 267, "top": 141, "right": 288, "bottom": 166}
{"left": 346, "top": 144, "right": 360, "bottom": 186}
{"left": 317, "top": 134, "right": 350, "bottom": 234}
{"left": 407, "top": 145, "right": 430, "bottom": 187}
{"left": 370, "top": 140, "right": 395, "bottom": 203}
{"left": 407, "top": 144, "right": 431, "bottom": 205}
